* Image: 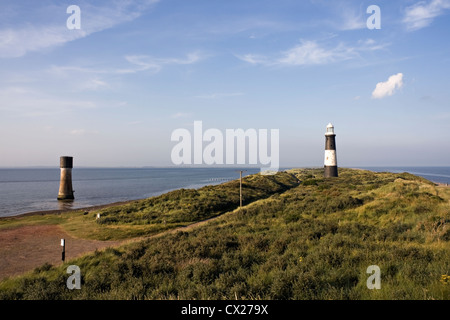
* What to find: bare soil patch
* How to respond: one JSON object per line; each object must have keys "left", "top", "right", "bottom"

{"left": 0, "top": 207, "right": 234, "bottom": 281}
{"left": 0, "top": 224, "right": 121, "bottom": 280}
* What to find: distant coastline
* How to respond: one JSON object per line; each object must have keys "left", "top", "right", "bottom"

{"left": 353, "top": 166, "right": 450, "bottom": 185}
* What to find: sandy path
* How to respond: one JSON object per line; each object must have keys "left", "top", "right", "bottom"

{"left": 0, "top": 225, "right": 121, "bottom": 280}
{"left": 0, "top": 209, "right": 235, "bottom": 281}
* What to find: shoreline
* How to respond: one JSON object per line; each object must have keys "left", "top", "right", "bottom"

{"left": 0, "top": 199, "right": 139, "bottom": 220}
{"left": 2, "top": 169, "right": 449, "bottom": 220}
{"left": 0, "top": 169, "right": 253, "bottom": 220}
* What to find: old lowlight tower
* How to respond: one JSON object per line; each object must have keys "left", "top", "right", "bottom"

{"left": 324, "top": 123, "right": 338, "bottom": 178}
{"left": 57, "top": 156, "right": 74, "bottom": 200}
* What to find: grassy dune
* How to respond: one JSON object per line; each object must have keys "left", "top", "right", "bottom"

{"left": 0, "top": 168, "right": 449, "bottom": 300}
{"left": 0, "top": 171, "right": 299, "bottom": 241}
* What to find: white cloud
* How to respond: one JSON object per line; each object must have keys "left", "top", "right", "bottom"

{"left": 119, "top": 55, "right": 163, "bottom": 74}
{"left": 237, "top": 39, "right": 387, "bottom": 67}
{"left": 0, "top": 26, "right": 83, "bottom": 58}
{"left": 80, "top": 78, "right": 108, "bottom": 91}
{"left": 171, "top": 112, "right": 191, "bottom": 118}
{"left": 338, "top": 8, "right": 366, "bottom": 31}
{"left": 403, "top": 0, "right": 450, "bottom": 31}
{"left": 235, "top": 54, "right": 269, "bottom": 65}
{"left": 278, "top": 40, "right": 356, "bottom": 65}
{"left": 161, "top": 53, "right": 204, "bottom": 65}
{"left": 0, "top": 0, "right": 159, "bottom": 58}
{"left": 371, "top": 73, "right": 404, "bottom": 99}
{"left": 194, "top": 92, "right": 244, "bottom": 99}
{"left": 50, "top": 52, "right": 203, "bottom": 76}
{"left": 119, "top": 52, "right": 203, "bottom": 74}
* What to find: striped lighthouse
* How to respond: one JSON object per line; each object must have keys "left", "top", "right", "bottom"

{"left": 324, "top": 123, "right": 338, "bottom": 178}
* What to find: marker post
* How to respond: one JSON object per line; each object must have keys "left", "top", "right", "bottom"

{"left": 61, "top": 238, "right": 65, "bottom": 262}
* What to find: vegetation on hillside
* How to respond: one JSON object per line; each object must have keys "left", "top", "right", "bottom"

{"left": 0, "top": 171, "right": 299, "bottom": 241}
{"left": 0, "top": 168, "right": 449, "bottom": 300}
{"left": 96, "top": 171, "right": 298, "bottom": 225}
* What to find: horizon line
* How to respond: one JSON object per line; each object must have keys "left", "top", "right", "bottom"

{"left": 0, "top": 165, "right": 449, "bottom": 169}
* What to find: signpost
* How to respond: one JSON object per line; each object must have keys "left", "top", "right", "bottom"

{"left": 236, "top": 170, "right": 247, "bottom": 209}
{"left": 61, "top": 238, "right": 65, "bottom": 262}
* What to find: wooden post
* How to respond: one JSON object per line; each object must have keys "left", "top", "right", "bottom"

{"left": 240, "top": 171, "right": 243, "bottom": 208}
{"left": 236, "top": 170, "right": 247, "bottom": 209}
{"left": 61, "top": 238, "right": 65, "bottom": 262}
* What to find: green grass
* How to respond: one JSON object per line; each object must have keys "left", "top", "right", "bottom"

{"left": 0, "top": 171, "right": 299, "bottom": 241}
{"left": 0, "top": 168, "right": 449, "bottom": 300}
{"left": 94, "top": 171, "right": 298, "bottom": 225}
{"left": 83, "top": 171, "right": 299, "bottom": 240}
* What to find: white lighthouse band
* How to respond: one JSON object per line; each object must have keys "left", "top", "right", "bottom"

{"left": 324, "top": 149, "right": 337, "bottom": 166}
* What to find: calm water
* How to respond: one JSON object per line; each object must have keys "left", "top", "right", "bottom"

{"left": 1, "top": 166, "right": 449, "bottom": 218}
{"left": 0, "top": 167, "right": 260, "bottom": 217}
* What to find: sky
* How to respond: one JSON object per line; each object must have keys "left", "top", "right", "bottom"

{"left": 0, "top": 0, "right": 449, "bottom": 168}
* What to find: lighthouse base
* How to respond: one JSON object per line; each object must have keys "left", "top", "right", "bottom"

{"left": 324, "top": 166, "right": 338, "bottom": 178}
{"left": 57, "top": 194, "right": 74, "bottom": 200}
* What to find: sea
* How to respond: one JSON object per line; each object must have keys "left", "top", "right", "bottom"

{"left": 0, "top": 167, "right": 260, "bottom": 218}
{"left": 0, "top": 166, "right": 449, "bottom": 218}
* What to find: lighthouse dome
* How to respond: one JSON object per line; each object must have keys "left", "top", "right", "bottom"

{"left": 325, "top": 123, "right": 335, "bottom": 135}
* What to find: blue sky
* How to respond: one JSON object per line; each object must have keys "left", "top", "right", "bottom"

{"left": 0, "top": 0, "right": 449, "bottom": 167}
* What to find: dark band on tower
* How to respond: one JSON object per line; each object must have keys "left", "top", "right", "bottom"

{"left": 324, "top": 123, "right": 338, "bottom": 178}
